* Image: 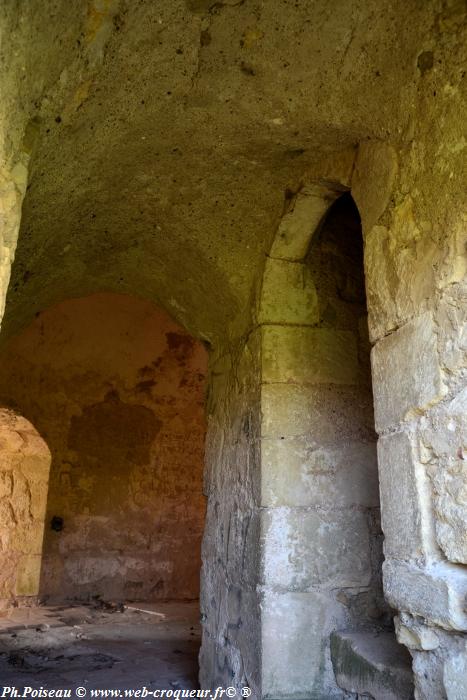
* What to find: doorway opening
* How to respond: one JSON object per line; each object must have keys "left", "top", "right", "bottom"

{"left": 0, "top": 293, "right": 207, "bottom": 689}
{"left": 306, "top": 192, "right": 413, "bottom": 698}
{"left": 259, "top": 189, "right": 414, "bottom": 699}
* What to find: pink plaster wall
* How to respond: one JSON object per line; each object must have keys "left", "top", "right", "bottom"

{"left": 0, "top": 293, "right": 207, "bottom": 603}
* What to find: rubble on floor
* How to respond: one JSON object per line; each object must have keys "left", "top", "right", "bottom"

{"left": 0, "top": 601, "right": 200, "bottom": 690}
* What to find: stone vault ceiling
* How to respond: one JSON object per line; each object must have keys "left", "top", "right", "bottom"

{"left": 1, "top": 0, "right": 436, "bottom": 345}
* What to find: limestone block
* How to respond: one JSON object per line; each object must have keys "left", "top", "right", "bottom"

{"left": 351, "top": 141, "right": 398, "bottom": 234}
{"left": 14, "top": 554, "right": 42, "bottom": 596}
{"left": 261, "top": 383, "right": 376, "bottom": 442}
{"left": 389, "top": 199, "right": 437, "bottom": 325}
{"left": 371, "top": 312, "right": 446, "bottom": 432}
{"left": 258, "top": 258, "right": 319, "bottom": 325}
{"left": 364, "top": 225, "right": 398, "bottom": 342}
{"left": 311, "top": 147, "right": 357, "bottom": 189}
{"left": 261, "top": 590, "right": 342, "bottom": 698}
{"left": 419, "top": 389, "right": 467, "bottom": 562}
{"left": 412, "top": 647, "right": 445, "bottom": 700}
{"left": 419, "top": 387, "right": 467, "bottom": 460}
{"left": 436, "top": 281, "right": 467, "bottom": 377}
{"left": 377, "top": 431, "right": 426, "bottom": 559}
{"left": 270, "top": 186, "right": 339, "bottom": 261}
{"left": 364, "top": 214, "right": 439, "bottom": 344}
{"left": 262, "top": 506, "right": 371, "bottom": 589}
{"left": 394, "top": 613, "right": 439, "bottom": 651}
{"left": 330, "top": 630, "right": 413, "bottom": 700}
{"left": 383, "top": 559, "right": 467, "bottom": 631}
{"left": 261, "top": 438, "right": 379, "bottom": 508}
{"left": 429, "top": 460, "right": 467, "bottom": 564}
{"left": 262, "top": 326, "right": 359, "bottom": 385}
{"left": 443, "top": 646, "right": 467, "bottom": 700}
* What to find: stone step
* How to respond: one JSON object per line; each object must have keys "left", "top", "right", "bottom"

{"left": 330, "top": 630, "right": 414, "bottom": 699}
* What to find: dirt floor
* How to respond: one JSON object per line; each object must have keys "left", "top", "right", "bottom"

{"left": 0, "top": 601, "right": 200, "bottom": 691}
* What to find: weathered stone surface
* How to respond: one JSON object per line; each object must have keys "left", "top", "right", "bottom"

{"left": 0, "top": 172, "right": 27, "bottom": 327}
{"left": 430, "top": 459, "right": 467, "bottom": 565}
{"left": 261, "top": 439, "right": 379, "bottom": 508}
{"left": 262, "top": 507, "right": 371, "bottom": 589}
{"left": 372, "top": 312, "right": 446, "bottom": 431}
{"left": 412, "top": 647, "right": 445, "bottom": 700}
{"left": 15, "top": 554, "right": 42, "bottom": 597}
{"left": 0, "top": 471, "right": 12, "bottom": 498}
{"left": 394, "top": 613, "right": 439, "bottom": 651}
{"left": 0, "top": 410, "right": 51, "bottom": 604}
{"left": 409, "top": 629, "right": 467, "bottom": 700}
{"left": 436, "top": 281, "right": 467, "bottom": 378}
{"left": 261, "top": 383, "right": 376, "bottom": 442}
{"left": 419, "top": 388, "right": 467, "bottom": 461}
{"left": 330, "top": 630, "right": 414, "bottom": 700}
{"left": 364, "top": 199, "right": 441, "bottom": 343}
{"left": 262, "top": 326, "right": 359, "bottom": 385}
{"left": 443, "top": 646, "right": 467, "bottom": 700}
{"left": 200, "top": 336, "right": 262, "bottom": 697}
{"left": 258, "top": 258, "right": 318, "bottom": 325}
{"left": 351, "top": 141, "right": 398, "bottom": 234}
{"left": 420, "top": 388, "right": 467, "bottom": 563}
{"left": 383, "top": 560, "right": 467, "bottom": 632}
{"left": 270, "top": 186, "right": 339, "bottom": 262}
{"left": 262, "top": 590, "right": 343, "bottom": 699}
{"left": 377, "top": 430, "right": 426, "bottom": 560}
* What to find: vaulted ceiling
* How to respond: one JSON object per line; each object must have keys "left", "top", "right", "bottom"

{"left": 1, "top": 0, "right": 437, "bottom": 345}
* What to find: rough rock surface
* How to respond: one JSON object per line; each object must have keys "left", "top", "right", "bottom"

{"left": 330, "top": 630, "right": 414, "bottom": 700}
{"left": 0, "top": 410, "right": 51, "bottom": 608}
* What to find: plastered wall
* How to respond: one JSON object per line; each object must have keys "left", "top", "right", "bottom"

{"left": 0, "top": 293, "right": 207, "bottom": 603}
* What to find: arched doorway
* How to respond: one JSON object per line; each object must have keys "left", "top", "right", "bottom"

{"left": 0, "top": 409, "right": 51, "bottom": 609}
{"left": 0, "top": 293, "right": 207, "bottom": 688}
{"left": 259, "top": 187, "right": 413, "bottom": 698}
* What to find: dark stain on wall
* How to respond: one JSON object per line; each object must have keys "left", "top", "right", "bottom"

{"left": 68, "top": 392, "right": 161, "bottom": 466}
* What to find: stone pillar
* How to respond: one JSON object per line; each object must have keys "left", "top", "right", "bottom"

{"left": 199, "top": 333, "right": 262, "bottom": 696}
